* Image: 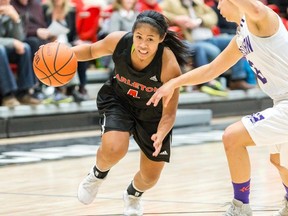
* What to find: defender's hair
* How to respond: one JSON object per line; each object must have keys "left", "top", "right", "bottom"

{"left": 132, "top": 10, "right": 189, "bottom": 67}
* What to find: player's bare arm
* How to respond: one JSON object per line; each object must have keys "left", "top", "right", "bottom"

{"left": 151, "top": 48, "right": 180, "bottom": 157}
{"left": 148, "top": 36, "right": 242, "bottom": 107}
{"left": 72, "top": 31, "right": 127, "bottom": 61}
{"left": 228, "top": 0, "right": 279, "bottom": 37}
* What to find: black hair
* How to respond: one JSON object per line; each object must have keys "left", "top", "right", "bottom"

{"left": 132, "top": 10, "right": 189, "bottom": 67}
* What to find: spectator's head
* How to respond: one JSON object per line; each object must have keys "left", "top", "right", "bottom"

{"left": 113, "top": 0, "right": 137, "bottom": 11}
{"left": 45, "top": 0, "right": 71, "bottom": 15}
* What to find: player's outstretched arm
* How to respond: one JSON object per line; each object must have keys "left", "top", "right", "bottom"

{"left": 72, "top": 31, "right": 126, "bottom": 61}
{"left": 147, "top": 36, "right": 242, "bottom": 107}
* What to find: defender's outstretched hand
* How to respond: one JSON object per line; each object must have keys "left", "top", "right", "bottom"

{"left": 147, "top": 80, "right": 176, "bottom": 107}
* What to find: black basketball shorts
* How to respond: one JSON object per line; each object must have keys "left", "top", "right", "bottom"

{"left": 97, "top": 84, "right": 171, "bottom": 162}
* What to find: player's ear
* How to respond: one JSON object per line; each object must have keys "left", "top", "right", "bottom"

{"left": 160, "top": 33, "right": 167, "bottom": 43}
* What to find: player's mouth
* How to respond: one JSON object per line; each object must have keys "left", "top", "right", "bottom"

{"left": 138, "top": 49, "right": 148, "bottom": 58}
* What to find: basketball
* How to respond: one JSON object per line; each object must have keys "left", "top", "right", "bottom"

{"left": 33, "top": 42, "right": 77, "bottom": 87}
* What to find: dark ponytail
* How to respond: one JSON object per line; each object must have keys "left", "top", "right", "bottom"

{"left": 132, "top": 10, "right": 189, "bottom": 67}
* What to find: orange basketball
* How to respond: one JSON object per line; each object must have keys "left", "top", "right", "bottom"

{"left": 33, "top": 42, "right": 77, "bottom": 87}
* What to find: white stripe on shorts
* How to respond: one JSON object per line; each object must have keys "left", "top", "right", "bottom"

{"left": 101, "top": 113, "right": 106, "bottom": 135}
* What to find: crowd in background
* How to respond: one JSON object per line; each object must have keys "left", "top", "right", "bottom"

{"left": 0, "top": 0, "right": 287, "bottom": 107}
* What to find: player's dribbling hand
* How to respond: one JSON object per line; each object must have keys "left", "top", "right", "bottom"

{"left": 151, "top": 134, "right": 163, "bottom": 157}
{"left": 146, "top": 80, "right": 175, "bottom": 107}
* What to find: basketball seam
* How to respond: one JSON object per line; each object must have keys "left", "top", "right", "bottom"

{"left": 41, "top": 45, "right": 54, "bottom": 86}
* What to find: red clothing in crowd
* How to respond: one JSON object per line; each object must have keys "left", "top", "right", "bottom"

{"left": 136, "top": 0, "right": 162, "bottom": 13}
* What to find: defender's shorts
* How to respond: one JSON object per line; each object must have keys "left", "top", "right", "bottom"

{"left": 241, "top": 100, "right": 288, "bottom": 166}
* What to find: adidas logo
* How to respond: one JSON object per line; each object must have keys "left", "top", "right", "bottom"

{"left": 159, "top": 150, "right": 168, "bottom": 155}
{"left": 150, "top": 75, "right": 158, "bottom": 82}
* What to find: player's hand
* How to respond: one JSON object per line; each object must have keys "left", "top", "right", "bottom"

{"left": 151, "top": 134, "right": 163, "bottom": 157}
{"left": 147, "top": 79, "right": 176, "bottom": 107}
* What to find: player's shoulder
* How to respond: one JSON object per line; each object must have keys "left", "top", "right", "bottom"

{"left": 162, "top": 47, "right": 177, "bottom": 63}
{"left": 101, "top": 31, "right": 129, "bottom": 52}
{"left": 161, "top": 47, "right": 181, "bottom": 81}
{"left": 104, "top": 31, "right": 129, "bottom": 43}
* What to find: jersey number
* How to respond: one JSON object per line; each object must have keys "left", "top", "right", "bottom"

{"left": 127, "top": 89, "right": 140, "bottom": 98}
{"left": 248, "top": 60, "right": 267, "bottom": 84}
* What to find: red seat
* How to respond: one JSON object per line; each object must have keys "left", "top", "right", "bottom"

{"left": 168, "top": 26, "right": 184, "bottom": 40}
{"left": 75, "top": 6, "right": 101, "bottom": 42}
{"left": 9, "top": 63, "right": 18, "bottom": 74}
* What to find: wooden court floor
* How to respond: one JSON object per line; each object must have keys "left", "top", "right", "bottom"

{"left": 0, "top": 141, "right": 285, "bottom": 216}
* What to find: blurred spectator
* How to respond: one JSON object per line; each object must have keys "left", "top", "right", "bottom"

{"left": 0, "top": 0, "right": 41, "bottom": 106}
{"left": 103, "top": 0, "right": 139, "bottom": 34}
{"left": 211, "top": 0, "right": 256, "bottom": 86}
{"left": 204, "top": 0, "right": 216, "bottom": 7}
{"left": 210, "top": 0, "right": 237, "bottom": 35}
{"left": 42, "top": 0, "right": 90, "bottom": 102}
{"left": 11, "top": 0, "right": 51, "bottom": 53}
{"left": 11, "top": 0, "right": 52, "bottom": 100}
{"left": 136, "top": 0, "right": 163, "bottom": 13}
{"left": 267, "top": 3, "right": 288, "bottom": 30}
{"left": 267, "top": 0, "right": 288, "bottom": 18}
{"left": 99, "top": 0, "right": 139, "bottom": 70}
{"left": 71, "top": 0, "right": 104, "bottom": 43}
{"left": 160, "top": 0, "right": 255, "bottom": 92}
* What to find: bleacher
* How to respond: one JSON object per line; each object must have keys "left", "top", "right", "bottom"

{"left": 0, "top": 68, "right": 272, "bottom": 138}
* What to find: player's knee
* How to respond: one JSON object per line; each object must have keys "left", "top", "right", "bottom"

{"left": 140, "top": 170, "right": 161, "bottom": 187}
{"left": 141, "top": 174, "right": 160, "bottom": 187}
{"left": 222, "top": 126, "right": 237, "bottom": 151}
{"left": 100, "top": 143, "right": 128, "bottom": 162}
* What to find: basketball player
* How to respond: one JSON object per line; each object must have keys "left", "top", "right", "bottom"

{"left": 147, "top": 0, "right": 288, "bottom": 215}
{"left": 71, "top": 10, "right": 188, "bottom": 215}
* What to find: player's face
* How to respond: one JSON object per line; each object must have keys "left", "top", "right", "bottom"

{"left": 217, "top": 0, "right": 239, "bottom": 23}
{"left": 133, "top": 24, "right": 164, "bottom": 61}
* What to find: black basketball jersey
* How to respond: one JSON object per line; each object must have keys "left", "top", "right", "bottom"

{"left": 97, "top": 33, "right": 172, "bottom": 162}
{"left": 111, "top": 32, "right": 164, "bottom": 110}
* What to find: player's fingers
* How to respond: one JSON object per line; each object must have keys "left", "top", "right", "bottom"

{"left": 152, "top": 142, "right": 161, "bottom": 157}
{"left": 146, "top": 98, "right": 153, "bottom": 106}
{"left": 147, "top": 93, "right": 160, "bottom": 106}
{"left": 152, "top": 94, "right": 162, "bottom": 107}
{"left": 151, "top": 134, "right": 157, "bottom": 141}
{"left": 152, "top": 148, "right": 161, "bottom": 157}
